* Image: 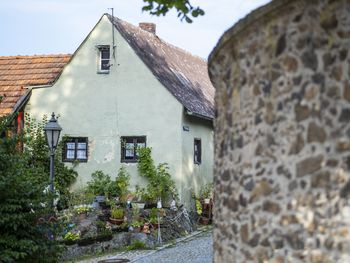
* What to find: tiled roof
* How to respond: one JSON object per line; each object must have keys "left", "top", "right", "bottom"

{"left": 107, "top": 15, "right": 215, "bottom": 119}
{"left": 0, "top": 55, "right": 71, "bottom": 116}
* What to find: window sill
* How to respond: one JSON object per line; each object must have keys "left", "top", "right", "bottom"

{"left": 121, "top": 160, "right": 138, "bottom": 164}
{"left": 63, "top": 159, "right": 88, "bottom": 163}
{"left": 97, "top": 70, "right": 110, "bottom": 74}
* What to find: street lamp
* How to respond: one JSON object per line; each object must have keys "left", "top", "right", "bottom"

{"left": 44, "top": 113, "right": 62, "bottom": 206}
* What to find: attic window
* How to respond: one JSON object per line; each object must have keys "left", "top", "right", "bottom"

{"left": 98, "top": 45, "right": 110, "bottom": 73}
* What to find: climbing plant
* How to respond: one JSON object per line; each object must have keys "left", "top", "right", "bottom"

{"left": 137, "top": 147, "right": 178, "bottom": 203}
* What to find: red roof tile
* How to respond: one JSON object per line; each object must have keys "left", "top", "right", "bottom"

{"left": 0, "top": 55, "right": 71, "bottom": 116}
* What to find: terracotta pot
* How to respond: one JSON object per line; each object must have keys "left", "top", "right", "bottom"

{"left": 109, "top": 217, "right": 124, "bottom": 225}
{"left": 78, "top": 213, "right": 87, "bottom": 220}
{"left": 200, "top": 217, "right": 210, "bottom": 225}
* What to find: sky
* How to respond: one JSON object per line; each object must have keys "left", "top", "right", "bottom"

{"left": 0, "top": 0, "right": 271, "bottom": 59}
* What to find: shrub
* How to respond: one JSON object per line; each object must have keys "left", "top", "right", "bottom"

{"left": 126, "top": 240, "right": 146, "bottom": 250}
{"left": 87, "top": 167, "right": 130, "bottom": 200}
{"left": 0, "top": 115, "right": 63, "bottom": 263}
{"left": 87, "top": 170, "right": 113, "bottom": 196}
{"left": 110, "top": 208, "right": 124, "bottom": 219}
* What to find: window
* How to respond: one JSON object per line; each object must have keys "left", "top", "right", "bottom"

{"left": 98, "top": 45, "right": 110, "bottom": 72}
{"left": 121, "top": 136, "right": 146, "bottom": 163}
{"left": 63, "top": 137, "right": 88, "bottom": 162}
{"left": 194, "top": 138, "right": 201, "bottom": 164}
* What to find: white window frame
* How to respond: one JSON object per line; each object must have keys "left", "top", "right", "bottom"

{"left": 97, "top": 45, "right": 110, "bottom": 73}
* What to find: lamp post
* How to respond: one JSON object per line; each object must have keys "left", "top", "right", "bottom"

{"left": 44, "top": 113, "right": 62, "bottom": 207}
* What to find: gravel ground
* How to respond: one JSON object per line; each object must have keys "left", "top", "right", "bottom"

{"left": 76, "top": 229, "right": 213, "bottom": 263}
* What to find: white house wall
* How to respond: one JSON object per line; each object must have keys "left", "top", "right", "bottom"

{"left": 26, "top": 15, "right": 185, "bottom": 199}
{"left": 181, "top": 111, "right": 214, "bottom": 204}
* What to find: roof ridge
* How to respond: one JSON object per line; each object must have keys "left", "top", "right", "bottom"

{"left": 106, "top": 14, "right": 206, "bottom": 62}
{"left": 0, "top": 54, "right": 71, "bottom": 59}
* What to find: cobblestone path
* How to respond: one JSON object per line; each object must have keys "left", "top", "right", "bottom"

{"left": 134, "top": 231, "right": 213, "bottom": 263}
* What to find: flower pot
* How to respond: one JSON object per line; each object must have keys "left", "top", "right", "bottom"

{"left": 78, "top": 213, "right": 87, "bottom": 220}
{"left": 199, "top": 216, "right": 210, "bottom": 225}
{"left": 134, "top": 202, "right": 145, "bottom": 209}
{"left": 109, "top": 217, "right": 124, "bottom": 225}
{"left": 95, "top": 195, "right": 106, "bottom": 203}
{"left": 204, "top": 198, "right": 211, "bottom": 204}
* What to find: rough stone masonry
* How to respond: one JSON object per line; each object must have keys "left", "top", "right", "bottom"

{"left": 208, "top": 0, "right": 350, "bottom": 262}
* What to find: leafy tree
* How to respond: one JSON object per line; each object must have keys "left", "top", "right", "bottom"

{"left": 0, "top": 116, "right": 63, "bottom": 263}
{"left": 142, "top": 0, "right": 204, "bottom": 23}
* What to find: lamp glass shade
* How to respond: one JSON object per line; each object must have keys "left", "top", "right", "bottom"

{"left": 44, "top": 113, "right": 62, "bottom": 151}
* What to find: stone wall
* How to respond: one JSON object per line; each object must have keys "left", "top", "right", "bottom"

{"left": 208, "top": 0, "right": 350, "bottom": 262}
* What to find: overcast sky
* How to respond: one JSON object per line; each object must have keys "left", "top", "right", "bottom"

{"left": 0, "top": 0, "right": 271, "bottom": 59}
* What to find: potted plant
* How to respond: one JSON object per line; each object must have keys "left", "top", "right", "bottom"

{"left": 63, "top": 231, "right": 80, "bottom": 245}
{"left": 109, "top": 207, "right": 125, "bottom": 225}
{"left": 87, "top": 170, "right": 113, "bottom": 201}
{"left": 130, "top": 220, "right": 144, "bottom": 232}
{"left": 133, "top": 185, "right": 147, "bottom": 209}
{"left": 74, "top": 205, "right": 91, "bottom": 220}
{"left": 199, "top": 183, "right": 214, "bottom": 204}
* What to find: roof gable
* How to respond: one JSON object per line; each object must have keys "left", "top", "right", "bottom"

{"left": 0, "top": 55, "right": 71, "bottom": 116}
{"left": 107, "top": 15, "right": 215, "bottom": 120}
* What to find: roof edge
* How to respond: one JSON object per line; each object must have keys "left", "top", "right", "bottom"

{"left": 185, "top": 108, "right": 213, "bottom": 121}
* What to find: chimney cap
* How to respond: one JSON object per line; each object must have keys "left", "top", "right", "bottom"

{"left": 139, "top": 22, "right": 156, "bottom": 34}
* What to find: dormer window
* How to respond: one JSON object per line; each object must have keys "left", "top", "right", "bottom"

{"left": 98, "top": 45, "right": 110, "bottom": 73}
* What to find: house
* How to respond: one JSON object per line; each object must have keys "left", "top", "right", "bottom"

{"left": 0, "top": 14, "right": 214, "bottom": 205}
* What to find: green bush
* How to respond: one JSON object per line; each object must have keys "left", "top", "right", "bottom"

{"left": 87, "top": 167, "right": 130, "bottom": 200}
{"left": 87, "top": 170, "right": 113, "bottom": 196}
{"left": 110, "top": 208, "right": 124, "bottom": 219}
{"left": 0, "top": 115, "right": 63, "bottom": 263}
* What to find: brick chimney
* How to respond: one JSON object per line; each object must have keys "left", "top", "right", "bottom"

{"left": 139, "top": 23, "right": 156, "bottom": 34}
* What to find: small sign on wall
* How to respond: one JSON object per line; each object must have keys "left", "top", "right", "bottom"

{"left": 183, "top": 125, "right": 190, "bottom": 132}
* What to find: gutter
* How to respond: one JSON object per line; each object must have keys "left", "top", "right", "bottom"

{"left": 8, "top": 84, "right": 52, "bottom": 122}
{"left": 185, "top": 109, "right": 213, "bottom": 121}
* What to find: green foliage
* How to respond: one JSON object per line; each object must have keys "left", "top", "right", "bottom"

{"left": 87, "top": 170, "right": 113, "bottom": 196}
{"left": 126, "top": 240, "right": 146, "bottom": 250}
{"left": 195, "top": 199, "right": 202, "bottom": 215}
{"left": 87, "top": 167, "right": 130, "bottom": 200}
{"left": 199, "top": 182, "right": 214, "bottom": 199}
{"left": 69, "top": 188, "right": 95, "bottom": 207}
{"left": 63, "top": 231, "right": 80, "bottom": 241}
{"left": 0, "top": 115, "right": 63, "bottom": 263}
{"left": 24, "top": 115, "right": 78, "bottom": 209}
{"left": 73, "top": 205, "right": 91, "bottom": 215}
{"left": 142, "top": 0, "right": 204, "bottom": 23}
{"left": 137, "top": 147, "right": 178, "bottom": 203}
{"left": 110, "top": 208, "right": 124, "bottom": 219}
{"left": 114, "top": 166, "right": 130, "bottom": 202}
